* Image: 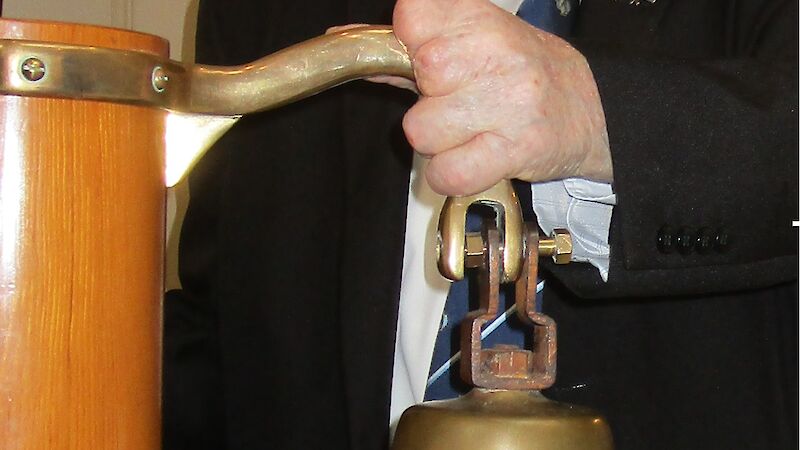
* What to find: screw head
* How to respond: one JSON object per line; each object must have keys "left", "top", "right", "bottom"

{"left": 21, "top": 57, "right": 46, "bottom": 82}
{"left": 151, "top": 66, "right": 169, "bottom": 92}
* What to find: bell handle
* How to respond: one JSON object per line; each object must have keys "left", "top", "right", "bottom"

{"left": 186, "top": 25, "right": 413, "bottom": 116}
{"left": 0, "top": 25, "right": 411, "bottom": 115}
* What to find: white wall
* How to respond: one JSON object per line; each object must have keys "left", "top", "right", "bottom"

{"left": 4, "top": 0, "right": 198, "bottom": 290}
{"left": 4, "top": 0, "right": 197, "bottom": 59}
{"left": 4, "top": 0, "right": 134, "bottom": 36}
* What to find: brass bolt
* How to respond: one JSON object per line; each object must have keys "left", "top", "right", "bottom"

{"left": 21, "top": 57, "right": 46, "bottom": 82}
{"left": 464, "top": 232, "right": 485, "bottom": 268}
{"left": 539, "top": 228, "right": 572, "bottom": 264}
{"left": 151, "top": 66, "right": 169, "bottom": 93}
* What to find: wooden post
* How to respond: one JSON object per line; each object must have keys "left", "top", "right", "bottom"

{"left": 0, "top": 19, "right": 168, "bottom": 449}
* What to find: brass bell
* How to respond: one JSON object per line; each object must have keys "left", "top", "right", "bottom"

{"left": 392, "top": 389, "right": 613, "bottom": 450}
{"left": 393, "top": 187, "right": 614, "bottom": 449}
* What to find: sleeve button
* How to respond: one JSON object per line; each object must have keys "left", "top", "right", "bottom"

{"left": 676, "top": 227, "right": 695, "bottom": 255}
{"left": 715, "top": 228, "right": 731, "bottom": 252}
{"left": 657, "top": 225, "right": 675, "bottom": 254}
{"left": 695, "top": 227, "right": 714, "bottom": 254}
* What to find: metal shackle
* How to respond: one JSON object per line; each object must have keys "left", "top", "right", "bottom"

{"left": 436, "top": 180, "right": 524, "bottom": 283}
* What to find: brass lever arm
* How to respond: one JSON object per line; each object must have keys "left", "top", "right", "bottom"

{"left": 187, "top": 26, "right": 413, "bottom": 115}
{"left": 0, "top": 26, "right": 412, "bottom": 116}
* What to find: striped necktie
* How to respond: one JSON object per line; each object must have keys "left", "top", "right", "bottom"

{"left": 424, "top": 0, "right": 577, "bottom": 401}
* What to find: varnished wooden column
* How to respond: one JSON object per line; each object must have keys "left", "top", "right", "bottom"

{"left": 0, "top": 19, "right": 169, "bottom": 449}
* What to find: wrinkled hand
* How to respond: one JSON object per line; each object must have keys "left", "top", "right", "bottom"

{"left": 389, "top": 0, "right": 613, "bottom": 195}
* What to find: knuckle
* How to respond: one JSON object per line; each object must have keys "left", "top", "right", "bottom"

{"left": 402, "top": 107, "right": 425, "bottom": 151}
{"left": 393, "top": 16, "right": 424, "bottom": 48}
{"left": 393, "top": 0, "right": 438, "bottom": 50}
{"left": 413, "top": 40, "right": 449, "bottom": 79}
{"left": 413, "top": 39, "right": 465, "bottom": 95}
{"left": 428, "top": 158, "right": 473, "bottom": 196}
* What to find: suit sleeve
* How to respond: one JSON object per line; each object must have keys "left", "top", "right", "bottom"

{"left": 543, "top": 0, "right": 798, "bottom": 298}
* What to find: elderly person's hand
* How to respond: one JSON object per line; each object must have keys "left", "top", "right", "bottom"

{"left": 391, "top": 0, "right": 613, "bottom": 196}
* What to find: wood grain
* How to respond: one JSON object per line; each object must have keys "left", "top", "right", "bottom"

{"left": 0, "top": 19, "right": 168, "bottom": 449}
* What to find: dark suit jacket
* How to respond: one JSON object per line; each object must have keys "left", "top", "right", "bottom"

{"left": 163, "top": 1, "right": 798, "bottom": 449}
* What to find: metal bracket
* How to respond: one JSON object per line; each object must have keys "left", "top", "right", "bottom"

{"left": 437, "top": 180, "right": 524, "bottom": 283}
{"left": 459, "top": 224, "right": 557, "bottom": 390}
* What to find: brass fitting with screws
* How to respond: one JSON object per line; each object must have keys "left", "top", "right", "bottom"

{"left": 151, "top": 66, "right": 169, "bottom": 93}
